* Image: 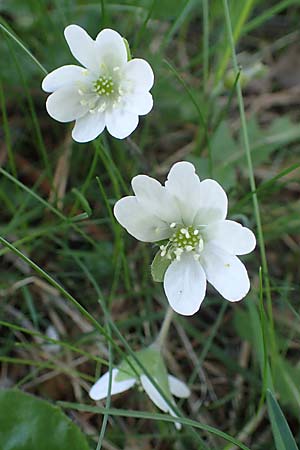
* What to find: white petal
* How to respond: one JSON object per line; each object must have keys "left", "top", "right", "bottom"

{"left": 64, "top": 24, "right": 99, "bottom": 72}
{"left": 42, "top": 65, "right": 85, "bottom": 93}
{"left": 114, "top": 196, "right": 170, "bottom": 242}
{"left": 124, "top": 91, "right": 153, "bottom": 115}
{"left": 194, "top": 179, "right": 228, "bottom": 226}
{"left": 204, "top": 220, "right": 256, "bottom": 255}
{"left": 72, "top": 111, "right": 105, "bottom": 143}
{"left": 164, "top": 253, "right": 207, "bottom": 316}
{"left": 95, "top": 28, "right": 127, "bottom": 68}
{"left": 140, "top": 375, "right": 181, "bottom": 429}
{"left": 105, "top": 108, "right": 139, "bottom": 139}
{"left": 89, "top": 368, "right": 136, "bottom": 401}
{"left": 46, "top": 87, "right": 88, "bottom": 122}
{"left": 165, "top": 162, "right": 202, "bottom": 225}
{"left": 202, "top": 244, "right": 250, "bottom": 301}
{"left": 131, "top": 175, "right": 181, "bottom": 224}
{"left": 140, "top": 374, "right": 169, "bottom": 412}
{"left": 123, "top": 58, "right": 154, "bottom": 91}
{"left": 168, "top": 375, "right": 191, "bottom": 398}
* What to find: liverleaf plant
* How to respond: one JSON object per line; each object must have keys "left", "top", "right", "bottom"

{"left": 114, "top": 161, "right": 256, "bottom": 315}
{"left": 42, "top": 25, "right": 154, "bottom": 142}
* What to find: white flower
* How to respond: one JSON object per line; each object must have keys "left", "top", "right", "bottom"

{"left": 114, "top": 161, "right": 256, "bottom": 316}
{"left": 42, "top": 25, "right": 154, "bottom": 142}
{"left": 89, "top": 347, "right": 190, "bottom": 429}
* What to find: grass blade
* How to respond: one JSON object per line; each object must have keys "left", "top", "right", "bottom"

{"left": 266, "top": 389, "right": 299, "bottom": 450}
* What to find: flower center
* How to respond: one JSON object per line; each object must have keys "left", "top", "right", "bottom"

{"left": 94, "top": 75, "right": 115, "bottom": 96}
{"left": 160, "top": 224, "right": 204, "bottom": 261}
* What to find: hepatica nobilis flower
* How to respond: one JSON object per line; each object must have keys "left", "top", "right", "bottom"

{"left": 89, "top": 347, "right": 190, "bottom": 429}
{"left": 42, "top": 25, "right": 154, "bottom": 142}
{"left": 114, "top": 162, "right": 256, "bottom": 315}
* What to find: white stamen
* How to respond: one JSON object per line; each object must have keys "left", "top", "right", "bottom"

{"left": 113, "top": 66, "right": 120, "bottom": 72}
{"left": 185, "top": 245, "right": 193, "bottom": 252}
{"left": 170, "top": 222, "right": 176, "bottom": 228}
{"left": 194, "top": 229, "right": 199, "bottom": 235}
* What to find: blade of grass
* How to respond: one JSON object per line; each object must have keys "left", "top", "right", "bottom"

{"left": 216, "top": 0, "right": 255, "bottom": 84}
{"left": 0, "top": 80, "right": 17, "bottom": 177}
{"left": 266, "top": 389, "right": 299, "bottom": 450}
{"left": 164, "top": 58, "right": 213, "bottom": 177}
{"left": 0, "top": 20, "right": 47, "bottom": 75}
{"left": 202, "top": 0, "right": 209, "bottom": 90}
{"left": 243, "top": 0, "right": 298, "bottom": 34}
{"left": 223, "top": 0, "right": 276, "bottom": 363}
{"left": 59, "top": 401, "right": 252, "bottom": 450}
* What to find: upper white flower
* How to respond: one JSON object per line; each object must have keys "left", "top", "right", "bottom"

{"left": 114, "top": 161, "right": 256, "bottom": 316}
{"left": 42, "top": 25, "right": 154, "bottom": 142}
{"left": 89, "top": 347, "right": 190, "bottom": 429}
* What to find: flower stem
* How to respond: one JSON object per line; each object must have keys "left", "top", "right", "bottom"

{"left": 155, "top": 307, "right": 174, "bottom": 350}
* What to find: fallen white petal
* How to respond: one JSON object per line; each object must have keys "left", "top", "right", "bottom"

{"left": 72, "top": 111, "right": 105, "bottom": 143}
{"left": 204, "top": 220, "right": 256, "bottom": 255}
{"left": 46, "top": 87, "right": 88, "bottom": 122}
{"left": 140, "top": 374, "right": 169, "bottom": 413}
{"left": 164, "top": 253, "right": 207, "bottom": 316}
{"left": 95, "top": 28, "right": 127, "bottom": 68}
{"left": 131, "top": 175, "right": 181, "bottom": 224}
{"left": 140, "top": 375, "right": 182, "bottom": 430}
{"left": 168, "top": 375, "right": 191, "bottom": 398}
{"left": 165, "top": 161, "right": 202, "bottom": 225}
{"left": 194, "top": 179, "right": 228, "bottom": 226}
{"left": 114, "top": 196, "right": 170, "bottom": 242}
{"left": 105, "top": 108, "right": 139, "bottom": 139}
{"left": 64, "top": 24, "right": 99, "bottom": 73}
{"left": 202, "top": 243, "right": 250, "bottom": 301}
{"left": 89, "top": 368, "right": 136, "bottom": 401}
{"left": 123, "top": 58, "right": 154, "bottom": 91}
{"left": 42, "top": 65, "right": 86, "bottom": 93}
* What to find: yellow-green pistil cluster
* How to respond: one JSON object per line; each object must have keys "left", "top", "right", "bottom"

{"left": 94, "top": 75, "right": 115, "bottom": 96}
{"left": 160, "top": 224, "right": 204, "bottom": 262}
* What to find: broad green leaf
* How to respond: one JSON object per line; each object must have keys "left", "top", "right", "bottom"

{"left": 151, "top": 250, "right": 171, "bottom": 282}
{"left": 0, "top": 389, "right": 90, "bottom": 450}
{"left": 266, "top": 389, "right": 299, "bottom": 450}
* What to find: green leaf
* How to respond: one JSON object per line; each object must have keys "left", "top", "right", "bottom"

{"left": 266, "top": 389, "right": 299, "bottom": 450}
{"left": 0, "top": 389, "right": 90, "bottom": 450}
{"left": 151, "top": 250, "right": 171, "bottom": 282}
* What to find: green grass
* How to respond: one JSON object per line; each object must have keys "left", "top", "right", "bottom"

{"left": 1, "top": 1, "right": 300, "bottom": 449}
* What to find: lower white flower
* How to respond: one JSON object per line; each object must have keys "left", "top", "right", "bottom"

{"left": 89, "top": 347, "right": 190, "bottom": 429}
{"left": 114, "top": 161, "right": 256, "bottom": 316}
{"left": 42, "top": 25, "right": 154, "bottom": 142}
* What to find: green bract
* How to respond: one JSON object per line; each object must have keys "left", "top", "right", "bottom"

{"left": 151, "top": 250, "right": 172, "bottom": 282}
{"left": 116, "top": 347, "right": 172, "bottom": 401}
